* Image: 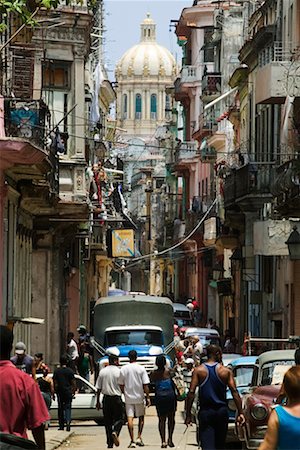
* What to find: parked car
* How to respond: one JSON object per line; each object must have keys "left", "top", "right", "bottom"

{"left": 237, "top": 349, "right": 296, "bottom": 449}
{"left": 226, "top": 356, "right": 257, "bottom": 442}
{"left": 173, "top": 303, "right": 193, "bottom": 330}
{"left": 222, "top": 353, "right": 242, "bottom": 367}
{"left": 37, "top": 373, "right": 104, "bottom": 424}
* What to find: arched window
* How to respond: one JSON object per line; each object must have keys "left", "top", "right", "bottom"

{"left": 150, "top": 94, "right": 157, "bottom": 119}
{"left": 135, "top": 94, "right": 142, "bottom": 119}
{"left": 122, "top": 94, "right": 127, "bottom": 119}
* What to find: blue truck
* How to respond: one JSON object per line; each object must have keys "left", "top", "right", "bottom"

{"left": 91, "top": 294, "right": 175, "bottom": 373}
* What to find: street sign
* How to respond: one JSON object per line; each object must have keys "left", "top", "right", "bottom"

{"left": 109, "top": 229, "right": 135, "bottom": 258}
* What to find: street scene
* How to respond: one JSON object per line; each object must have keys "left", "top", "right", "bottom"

{"left": 1, "top": 0, "right": 300, "bottom": 449}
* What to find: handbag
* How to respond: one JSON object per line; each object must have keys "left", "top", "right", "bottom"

{"left": 171, "top": 369, "right": 186, "bottom": 401}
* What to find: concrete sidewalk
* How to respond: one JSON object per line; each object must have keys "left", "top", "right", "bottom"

{"left": 28, "top": 428, "right": 73, "bottom": 450}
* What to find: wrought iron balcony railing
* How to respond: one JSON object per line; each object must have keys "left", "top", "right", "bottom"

{"left": 202, "top": 72, "right": 222, "bottom": 97}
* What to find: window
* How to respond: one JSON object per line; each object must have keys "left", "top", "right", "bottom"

{"left": 122, "top": 94, "right": 128, "bottom": 119}
{"left": 165, "top": 94, "right": 171, "bottom": 119}
{"left": 42, "top": 61, "right": 71, "bottom": 89}
{"left": 150, "top": 94, "right": 157, "bottom": 119}
{"left": 203, "top": 27, "right": 214, "bottom": 63}
{"left": 135, "top": 93, "right": 142, "bottom": 119}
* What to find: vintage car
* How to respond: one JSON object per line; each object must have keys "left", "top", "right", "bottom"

{"left": 237, "top": 349, "right": 295, "bottom": 449}
{"left": 37, "top": 373, "right": 104, "bottom": 424}
{"left": 226, "top": 356, "right": 257, "bottom": 442}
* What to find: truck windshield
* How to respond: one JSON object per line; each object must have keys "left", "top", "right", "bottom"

{"left": 105, "top": 330, "right": 163, "bottom": 346}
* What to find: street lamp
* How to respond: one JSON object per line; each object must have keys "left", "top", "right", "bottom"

{"left": 286, "top": 226, "right": 300, "bottom": 260}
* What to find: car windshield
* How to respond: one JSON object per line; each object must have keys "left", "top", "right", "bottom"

{"left": 105, "top": 330, "right": 163, "bottom": 346}
{"left": 234, "top": 366, "right": 255, "bottom": 387}
{"left": 261, "top": 360, "right": 294, "bottom": 385}
{"left": 185, "top": 334, "right": 220, "bottom": 347}
{"left": 176, "top": 318, "right": 193, "bottom": 327}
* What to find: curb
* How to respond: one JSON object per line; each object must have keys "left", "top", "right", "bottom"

{"left": 47, "top": 431, "right": 74, "bottom": 450}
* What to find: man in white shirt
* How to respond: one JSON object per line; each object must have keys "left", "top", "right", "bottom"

{"left": 119, "top": 350, "right": 150, "bottom": 448}
{"left": 96, "top": 355, "right": 124, "bottom": 448}
{"left": 66, "top": 332, "right": 79, "bottom": 372}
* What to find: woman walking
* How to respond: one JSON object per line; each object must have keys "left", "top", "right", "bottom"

{"left": 150, "top": 355, "right": 177, "bottom": 448}
{"left": 259, "top": 365, "right": 300, "bottom": 450}
{"left": 37, "top": 366, "right": 55, "bottom": 429}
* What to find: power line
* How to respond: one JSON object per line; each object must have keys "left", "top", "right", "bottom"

{"left": 124, "top": 197, "right": 217, "bottom": 265}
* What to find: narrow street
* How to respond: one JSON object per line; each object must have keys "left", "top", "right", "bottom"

{"left": 54, "top": 404, "right": 241, "bottom": 450}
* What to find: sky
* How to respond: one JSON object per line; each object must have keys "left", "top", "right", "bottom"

{"left": 104, "top": 0, "right": 191, "bottom": 80}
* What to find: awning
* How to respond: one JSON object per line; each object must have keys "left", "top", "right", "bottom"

{"left": 204, "top": 87, "right": 238, "bottom": 111}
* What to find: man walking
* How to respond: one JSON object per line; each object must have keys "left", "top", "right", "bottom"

{"left": 96, "top": 354, "right": 124, "bottom": 448}
{"left": 119, "top": 350, "right": 150, "bottom": 448}
{"left": 53, "top": 354, "right": 76, "bottom": 431}
{"left": 66, "top": 331, "right": 79, "bottom": 372}
{"left": 185, "top": 345, "right": 245, "bottom": 450}
{"left": 0, "top": 325, "right": 49, "bottom": 449}
{"left": 10, "top": 341, "right": 33, "bottom": 374}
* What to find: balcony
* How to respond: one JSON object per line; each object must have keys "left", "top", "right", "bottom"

{"left": 271, "top": 158, "right": 300, "bottom": 216}
{"left": 175, "top": 141, "right": 198, "bottom": 162}
{"left": 224, "top": 163, "right": 273, "bottom": 211}
{"left": 256, "top": 42, "right": 300, "bottom": 104}
{"left": 201, "top": 72, "right": 221, "bottom": 101}
{"left": 4, "top": 99, "right": 48, "bottom": 148}
{"left": 193, "top": 113, "right": 217, "bottom": 141}
{"left": 199, "top": 139, "right": 217, "bottom": 163}
{"left": 174, "top": 65, "right": 201, "bottom": 101}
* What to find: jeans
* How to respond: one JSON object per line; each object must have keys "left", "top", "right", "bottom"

{"left": 57, "top": 394, "right": 72, "bottom": 429}
{"left": 198, "top": 406, "right": 229, "bottom": 450}
{"left": 103, "top": 395, "right": 124, "bottom": 447}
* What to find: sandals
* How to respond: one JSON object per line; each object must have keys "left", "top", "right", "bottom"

{"left": 161, "top": 444, "right": 167, "bottom": 448}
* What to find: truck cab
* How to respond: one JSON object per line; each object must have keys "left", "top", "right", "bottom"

{"left": 92, "top": 295, "right": 175, "bottom": 373}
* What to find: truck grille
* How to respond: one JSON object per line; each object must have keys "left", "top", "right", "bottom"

{"left": 118, "top": 357, "right": 156, "bottom": 373}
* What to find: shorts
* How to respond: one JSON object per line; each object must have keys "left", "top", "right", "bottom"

{"left": 125, "top": 402, "right": 145, "bottom": 418}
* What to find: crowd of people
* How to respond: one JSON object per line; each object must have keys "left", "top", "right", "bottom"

{"left": 1, "top": 322, "right": 300, "bottom": 450}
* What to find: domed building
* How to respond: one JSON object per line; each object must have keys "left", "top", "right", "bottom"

{"left": 115, "top": 13, "right": 177, "bottom": 140}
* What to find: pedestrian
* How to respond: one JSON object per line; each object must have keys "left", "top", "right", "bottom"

{"left": 150, "top": 355, "right": 177, "bottom": 448}
{"left": 53, "top": 354, "right": 76, "bottom": 431}
{"left": 206, "top": 318, "right": 214, "bottom": 329}
{"left": 33, "top": 352, "right": 49, "bottom": 379}
{"left": 78, "top": 342, "right": 94, "bottom": 383}
{"left": 259, "top": 366, "right": 300, "bottom": 450}
{"left": 185, "top": 344, "right": 245, "bottom": 450}
{"left": 77, "top": 324, "right": 90, "bottom": 345}
{"left": 295, "top": 347, "right": 300, "bottom": 365}
{"left": 66, "top": 331, "right": 79, "bottom": 372}
{"left": 0, "top": 325, "right": 49, "bottom": 449}
{"left": 37, "top": 366, "right": 55, "bottom": 429}
{"left": 119, "top": 350, "right": 151, "bottom": 448}
{"left": 10, "top": 341, "right": 33, "bottom": 374}
{"left": 96, "top": 354, "right": 124, "bottom": 448}
{"left": 182, "top": 358, "right": 194, "bottom": 395}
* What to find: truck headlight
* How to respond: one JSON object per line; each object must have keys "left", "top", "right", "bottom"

{"left": 251, "top": 403, "right": 268, "bottom": 421}
{"left": 149, "top": 346, "right": 163, "bottom": 356}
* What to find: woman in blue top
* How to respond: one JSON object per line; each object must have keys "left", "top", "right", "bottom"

{"left": 150, "top": 355, "right": 177, "bottom": 448}
{"left": 259, "top": 366, "right": 300, "bottom": 450}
